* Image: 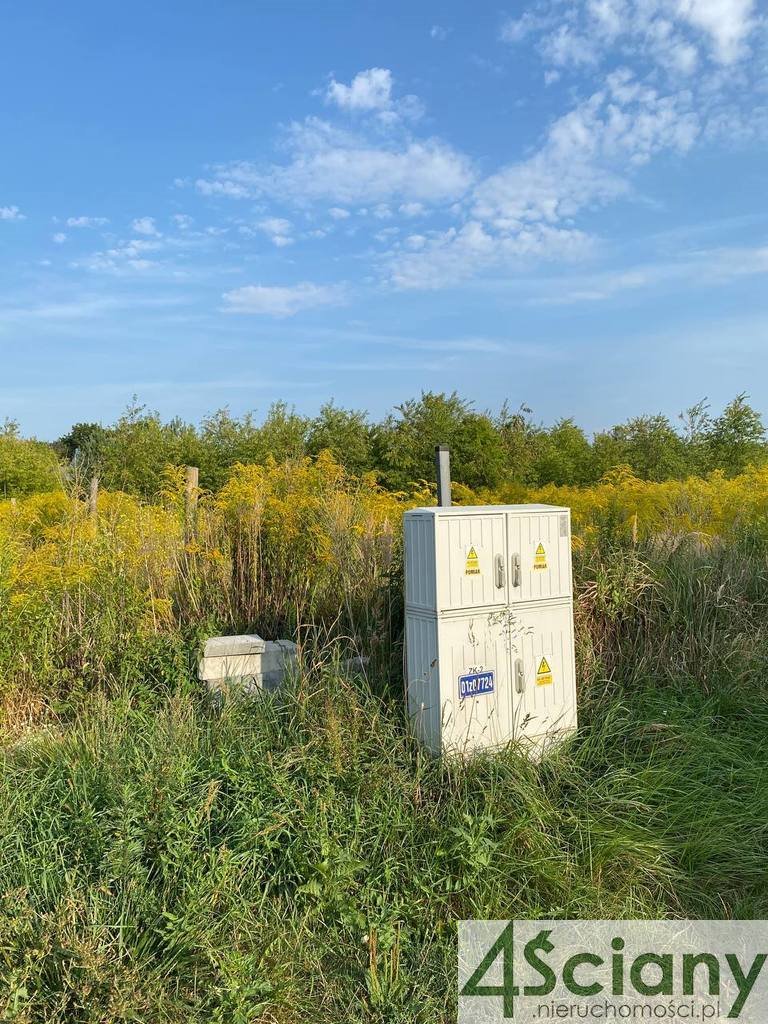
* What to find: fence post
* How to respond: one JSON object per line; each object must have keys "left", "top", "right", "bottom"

{"left": 185, "top": 466, "right": 199, "bottom": 543}
{"left": 89, "top": 475, "right": 99, "bottom": 519}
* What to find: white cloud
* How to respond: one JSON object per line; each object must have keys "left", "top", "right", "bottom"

{"left": 474, "top": 71, "right": 699, "bottom": 231}
{"left": 676, "top": 0, "right": 756, "bottom": 63}
{"left": 222, "top": 281, "right": 344, "bottom": 317}
{"left": 326, "top": 67, "right": 393, "bottom": 111}
{"left": 503, "top": 0, "right": 759, "bottom": 71}
{"left": 183, "top": 5, "right": 762, "bottom": 298}
{"left": 173, "top": 213, "right": 194, "bottom": 229}
{"left": 384, "top": 65, "right": 703, "bottom": 290}
{"left": 131, "top": 216, "right": 160, "bottom": 236}
{"left": 257, "top": 216, "right": 294, "bottom": 246}
{"left": 0, "top": 206, "right": 25, "bottom": 221}
{"left": 66, "top": 216, "right": 109, "bottom": 228}
{"left": 74, "top": 237, "right": 164, "bottom": 273}
{"left": 500, "top": 11, "right": 553, "bottom": 43}
{"left": 122, "top": 239, "right": 163, "bottom": 255}
{"left": 259, "top": 216, "right": 292, "bottom": 234}
{"left": 541, "top": 24, "right": 600, "bottom": 66}
{"left": 524, "top": 243, "right": 768, "bottom": 304}
{"left": 388, "top": 221, "right": 592, "bottom": 289}
{"left": 196, "top": 178, "right": 250, "bottom": 198}
{"left": 430, "top": 24, "right": 450, "bottom": 41}
{"left": 399, "top": 202, "right": 425, "bottom": 216}
{"left": 124, "top": 259, "right": 158, "bottom": 271}
{"left": 52, "top": 232, "right": 67, "bottom": 244}
{"left": 321, "top": 67, "right": 424, "bottom": 125}
{"left": 197, "top": 118, "right": 475, "bottom": 207}
{"left": 586, "top": 0, "right": 625, "bottom": 40}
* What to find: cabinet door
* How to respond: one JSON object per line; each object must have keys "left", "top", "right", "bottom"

{"left": 438, "top": 612, "right": 513, "bottom": 753}
{"left": 508, "top": 602, "right": 577, "bottom": 744}
{"left": 507, "top": 511, "right": 572, "bottom": 603}
{"left": 436, "top": 513, "right": 507, "bottom": 612}
{"left": 405, "top": 613, "right": 440, "bottom": 753}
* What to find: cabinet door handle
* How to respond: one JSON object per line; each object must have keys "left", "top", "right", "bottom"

{"left": 515, "top": 658, "right": 525, "bottom": 693}
{"left": 511, "top": 553, "right": 521, "bottom": 587}
{"left": 495, "top": 553, "right": 505, "bottom": 589}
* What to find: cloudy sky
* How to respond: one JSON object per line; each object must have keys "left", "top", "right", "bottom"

{"left": 2, "top": 0, "right": 767, "bottom": 437}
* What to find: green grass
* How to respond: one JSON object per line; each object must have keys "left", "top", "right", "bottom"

{"left": 1, "top": 536, "right": 768, "bottom": 1022}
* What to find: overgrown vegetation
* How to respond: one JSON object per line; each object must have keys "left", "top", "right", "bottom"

{"left": 0, "top": 455, "right": 768, "bottom": 1021}
{"left": 4, "top": 391, "right": 766, "bottom": 499}
{"left": 0, "top": 421, "right": 62, "bottom": 498}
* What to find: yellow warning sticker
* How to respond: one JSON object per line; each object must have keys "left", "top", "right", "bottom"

{"left": 533, "top": 542, "right": 547, "bottom": 570}
{"left": 536, "top": 656, "right": 553, "bottom": 686}
{"left": 465, "top": 545, "right": 481, "bottom": 575}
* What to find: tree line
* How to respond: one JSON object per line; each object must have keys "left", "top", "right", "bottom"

{"left": 1, "top": 392, "right": 765, "bottom": 498}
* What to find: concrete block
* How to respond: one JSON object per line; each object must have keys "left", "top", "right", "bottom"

{"left": 199, "top": 653, "right": 264, "bottom": 681}
{"left": 261, "top": 640, "right": 298, "bottom": 674}
{"left": 203, "top": 634, "right": 265, "bottom": 658}
{"left": 199, "top": 635, "right": 298, "bottom": 694}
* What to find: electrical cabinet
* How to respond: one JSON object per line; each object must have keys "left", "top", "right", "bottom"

{"left": 404, "top": 504, "right": 577, "bottom": 756}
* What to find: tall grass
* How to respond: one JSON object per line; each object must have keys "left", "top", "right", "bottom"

{"left": 1, "top": 460, "right": 768, "bottom": 1020}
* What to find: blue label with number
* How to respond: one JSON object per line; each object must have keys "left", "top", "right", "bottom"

{"left": 458, "top": 670, "right": 495, "bottom": 699}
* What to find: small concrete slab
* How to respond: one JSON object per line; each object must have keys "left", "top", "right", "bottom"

{"left": 200, "top": 654, "right": 263, "bottom": 681}
{"left": 203, "top": 634, "right": 266, "bottom": 658}
{"left": 199, "top": 635, "right": 298, "bottom": 693}
{"left": 261, "top": 639, "right": 298, "bottom": 671}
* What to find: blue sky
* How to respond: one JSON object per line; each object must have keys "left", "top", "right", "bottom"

{"left": 2, "top": 0, "right": 767, "bottom": 438}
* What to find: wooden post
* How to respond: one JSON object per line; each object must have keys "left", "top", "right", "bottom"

{"left": 184, "top": 465, "right": 199, "bottom": 542}
{"left": 89, "top": 475, "right": 99, "bottom": 519}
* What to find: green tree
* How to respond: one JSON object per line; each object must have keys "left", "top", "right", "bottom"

{"left": 57, "top": 422, "right": 109, "bottom": 478}
{"left": 678, "top": 399, "right": 712, "bottom": 476}
{"left": 704, "top": 394, "right": 766, "bottom": 475}
{"left": 306, "top": 402, "right": 375, "bottom": 477}
{"left": 593, "top": 414, "right": 687, "bottom": 481}
{"left": 493, "top": 403, "right": 542, "bottom": 487}
{"left": 198, "top": 404, "right": 309, "bottom": 487}
{"left": 380, "top": 392, "right": 507, "bottom": 491}
{"left": 99, "top": 402, "right": 201, "bottom": 496}
{"left": 255, "top": 402, "right": 309, "bottom": 463}
{"left": 198, "top": 409, "right": 264, "bottom": 488}
{"left": 533, "top": 418, "right": 594, "bottom": 486}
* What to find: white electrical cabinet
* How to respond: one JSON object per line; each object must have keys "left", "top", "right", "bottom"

{"left": 404, "top": 504, "right": 577, "bottom": 756}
